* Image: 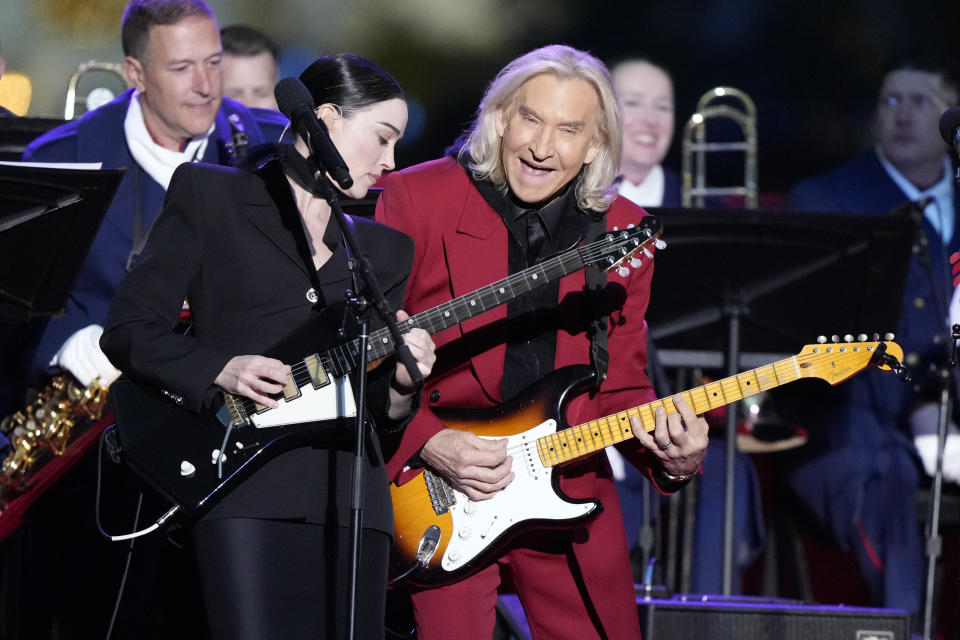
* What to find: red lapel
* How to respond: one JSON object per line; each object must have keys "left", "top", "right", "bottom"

{"left": 442, "top": 184, "right": 510, "bottom": 401}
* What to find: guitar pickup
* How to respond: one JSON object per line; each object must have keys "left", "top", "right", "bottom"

{"left": 253, "top": 353, "right": 331, "bottom": 413}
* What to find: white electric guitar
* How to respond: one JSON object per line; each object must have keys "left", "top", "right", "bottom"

{"left": 390, "top": 337, "right": 908, "bottom": 586}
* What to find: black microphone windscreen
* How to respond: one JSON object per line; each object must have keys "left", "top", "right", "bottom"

{"left": 939, "top": 106, "right": 960, "bottom": 145}
{"left": 274, "top": 77, "right": 314, "bottom": 119}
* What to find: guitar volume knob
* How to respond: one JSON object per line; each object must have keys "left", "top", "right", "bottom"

{"left": 458, "top": 527, "right": 472, "bottom": 540}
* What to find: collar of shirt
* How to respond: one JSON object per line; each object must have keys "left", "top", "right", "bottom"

{"left": 876, "top": 145, "right": 955, "bottom": 243}
{"left": 616, "top": 164, "right": 666, "bottom": 207}
{"left": 505, "top": 182, "right": 572, "bottom": 249}
{"left": 124, "top": 90, "right": 214, "bottom": 190}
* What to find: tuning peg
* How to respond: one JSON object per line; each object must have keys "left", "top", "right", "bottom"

{"left": 655, "top": 239, "right": 666, "bottom": 250}
{"left": 630, "top": 258, "right": 643, "bottom": 268}
{"left": 844, "top": 334, "right": 854, "bottom": 342}
{"left": 872, "top": 333, "right": 880, "bottom": 341}
{"left": 643, "top": 248, "right": 653, "bottom": 259}
{"left": 831, "top": 335, "right": 840, "bottom": 343}
{"left": 858, "top": 333, "right": 868, "bottom": 341}
{"left": 817, "top": 335, "right": 827, "bottom": 344}
{"left": 884, "top": 332, "right": 895, "bottom": 341}
{"left": 612, "top": 226, "right": 619, "bottom": 231}
{"left": 627, "top": 223, "right": 635, "bottom": 229}
{"left": 617, "top": 266, "right": 630, "bottom": 278}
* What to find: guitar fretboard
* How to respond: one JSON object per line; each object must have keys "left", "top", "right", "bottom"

{"left": 535, "top": 347, "right": 841, "bottom": 467}
{"left": 228, "top": 221, "right": 660, "bottom": 419}
{"left": 325, "top": 223, "right": 657, "bottom": 375}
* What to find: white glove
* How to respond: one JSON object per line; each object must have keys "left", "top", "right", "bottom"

{"left": 914, "top": 434, "right": 960, "bottom": 485}
{"left": 51, "top": 324, "right": 121, "bottom": 387}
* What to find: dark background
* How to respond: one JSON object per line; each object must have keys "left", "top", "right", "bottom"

{"left": 373, "top": 0, "right": 960, "bottom": 194}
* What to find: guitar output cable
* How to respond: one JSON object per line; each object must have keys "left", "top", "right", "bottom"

{"left": 388, "top": 524, "right": 442, "bottom": 585}
{"left": 95, "top": 425, "right": 180, "bottom": 542}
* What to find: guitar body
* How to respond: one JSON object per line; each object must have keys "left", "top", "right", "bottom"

{"left": 390, "top": 365, "right": 603, "bottom": 587}
{"left": 391, "top": 338, "right": 909, "bottom": 586}
{"left": 110, "top": 307, "right": 360, "bottom": 516}
{"left": 109, "top": 220, "right": 667, "bottom": 517}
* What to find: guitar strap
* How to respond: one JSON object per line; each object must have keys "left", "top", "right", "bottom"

{"left": 584, "top": 215, "right": 609, "bottom": 387}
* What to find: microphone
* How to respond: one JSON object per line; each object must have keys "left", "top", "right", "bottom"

{"left": 939, "top": 107, "right": 960, "bottom": 157}
{"left": 274, "top": 77, "right": 353, "bottom": 190}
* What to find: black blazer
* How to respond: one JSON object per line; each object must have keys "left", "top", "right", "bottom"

{"left": 102, "top": 159, "right": 415, "bottom": 531}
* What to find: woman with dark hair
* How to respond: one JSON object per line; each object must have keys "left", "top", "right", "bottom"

{"left": 101, "top": 54, "right": 435, "bottom": 639}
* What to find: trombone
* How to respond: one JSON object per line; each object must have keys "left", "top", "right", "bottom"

{"left": 64, "top": 61, "right": 129, "bottom": 120}
{"left": 681, "top": 87, "right": 758, "bottom": 209}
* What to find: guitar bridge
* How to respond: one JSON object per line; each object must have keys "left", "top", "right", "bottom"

{"left": 424, "top": 469, "right": 456, "bottom": 515}
{"left": 224, "top": 394, "right": 248, "bottom": 427}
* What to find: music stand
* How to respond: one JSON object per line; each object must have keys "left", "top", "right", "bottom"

{"left": 643, "top": 206, "right": 915, "bottom": 595}
{"left": 0, "top": 162, "right": 124, "bottom": 323}
{"left": 0, "top": 117, "right": 66, "bottom": 162}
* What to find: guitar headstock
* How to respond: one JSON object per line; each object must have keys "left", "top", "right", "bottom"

{"left": 582, "top": 215, "right": 663, "bottom": 277}
{"left": 795, "top": 333, "right": 907, "bottom": 385}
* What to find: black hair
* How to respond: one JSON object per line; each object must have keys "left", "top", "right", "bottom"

{"left": 221, "top": 24, "right": 278, "bottom": 62}
{"left": 121, "top": 0, "right": 215, "bottom": 61}
{"left": 298, "top": 54, "right": 404, "bottom": 118}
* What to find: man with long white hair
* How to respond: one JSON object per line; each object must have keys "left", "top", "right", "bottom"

{"left": 377, "top": 44, "right": 709, "bottom": 639}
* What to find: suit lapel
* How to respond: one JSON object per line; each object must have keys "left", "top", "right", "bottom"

{"left": 245, "top": 162, "right": 312, "bottom": 278}
{"left": 443, "top": 185, "right": 510, "bottom": 400}
{"left": 77, "top": 91, "right": 141, "bottom": 244}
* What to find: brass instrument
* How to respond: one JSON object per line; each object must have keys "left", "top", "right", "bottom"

{"left": 0, "top": 375, "right": 110, "bottom": 500}
{"left": 64, "top": 61, "right": 129, "bottom": 120}
{"left": 681, "top": 87, "right": 758, "bottom": 208}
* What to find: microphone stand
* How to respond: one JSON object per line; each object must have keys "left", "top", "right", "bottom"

{"left": 920, "top": 157, "right": 960, "bottom": 640}
{"left": 921, "top": 325, "right": 959, "bottom": 640}
{"left": 309, "top": 165, "right": 423, "bottom": 640}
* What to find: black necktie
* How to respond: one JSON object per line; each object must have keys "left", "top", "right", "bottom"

{"left": 525, "top": 211, "right": 547, "bottom": 263}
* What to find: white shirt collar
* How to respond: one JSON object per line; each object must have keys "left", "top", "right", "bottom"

{"left": 124, "top": 90, "right": 214, "bottom": 189}
{"left": 875, "top": 145, "right": 955, "bottom": 243}
{"left": 617, "top": 164, "right": 665, "bottom": 207}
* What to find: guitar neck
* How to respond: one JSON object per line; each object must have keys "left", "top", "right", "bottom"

{"left": 537, "top": 353, "right": 806, "bottom": 467}
{"left": 325, "top": 244, "right": 592, "bottom": 372}
{"left": 226, "top": 220, "right": 661, "bottom": 419}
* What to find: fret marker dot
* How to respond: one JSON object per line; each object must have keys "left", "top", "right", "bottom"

{"left": 470, "top": 300, "right": 477, "bottom": 306}
{"left": 532, "top": 274, "right": 538, "bottom": 280}
{"left": 381, "top": 337, "right": 389, "bottom": 343}
{"left": 444, "top": 311, "right": 450, "bottom": 317}
{"left": 499, "top": 287, "right": 505, "bottom": 294}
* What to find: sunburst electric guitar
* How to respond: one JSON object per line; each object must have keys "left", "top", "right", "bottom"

{"left": 390, "top": 337, "right": 908, "bottom": 586}
{"left": 110, "top": 217, "right": 662, "bottom": 516}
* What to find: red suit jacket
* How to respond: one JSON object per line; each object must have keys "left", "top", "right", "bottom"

{"left": 376, "top": 157, "right": 661, "bottom": 636}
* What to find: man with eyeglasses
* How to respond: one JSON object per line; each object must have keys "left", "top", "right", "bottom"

{"left": 785, "top": 55, "right": 959, "bottom": 617}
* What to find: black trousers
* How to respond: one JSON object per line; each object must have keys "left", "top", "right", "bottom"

{"left": 193, "top": 517, "right": 390, "bottom": 639}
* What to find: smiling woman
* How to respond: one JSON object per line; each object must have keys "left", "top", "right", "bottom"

{"left": 611, "top": 59, "right": 675, "bottom": 195}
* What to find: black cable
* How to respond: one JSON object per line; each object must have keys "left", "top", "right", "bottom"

{"left": 104, "top": 493, "right": 142, "bottom": 640}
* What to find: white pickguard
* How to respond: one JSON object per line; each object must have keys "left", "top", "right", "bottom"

{"left": 439, "top": 420, "right": 599, "bottom": 573}
{"left": 249, "top": 374, "right": 357, "bottom": 428}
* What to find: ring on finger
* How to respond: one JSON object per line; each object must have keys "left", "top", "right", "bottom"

{"left": 657, "top": 440, "right": 673, "bottom": 451}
